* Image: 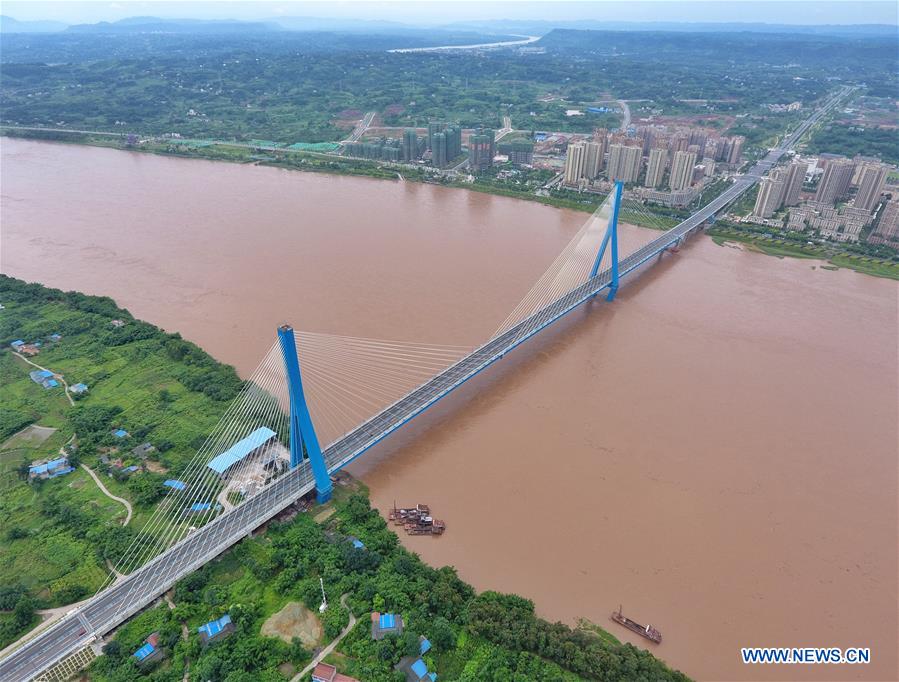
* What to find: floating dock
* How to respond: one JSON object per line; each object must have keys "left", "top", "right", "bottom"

{"left": 388, "top": 503, "right": 446, "bottom": 536}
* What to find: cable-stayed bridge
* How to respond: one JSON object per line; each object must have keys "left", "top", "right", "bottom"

{"left": 0, "top": 87, "right": 849, "bottom": 682}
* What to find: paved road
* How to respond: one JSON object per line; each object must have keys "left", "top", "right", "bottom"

{"left": 343, "top": 111, "right": 376, "bottom": 143}
{"left": 12, "top": 352, "right": 75, "bottom": 407}
{"left": 80, "top": 464, "right": 133, "bottom": 526}
{"left": 618, "top": 100, "right": 631, "bottom": 130}
{"left": 0, "top": 86, "right": 848, "bottom": 682}
{"left": 290, "top": 594, "right": 355, "bottom": 682}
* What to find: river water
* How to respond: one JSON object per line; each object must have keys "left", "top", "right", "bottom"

{"left": 2, "top": 139, "right": 896, "bottom": 681}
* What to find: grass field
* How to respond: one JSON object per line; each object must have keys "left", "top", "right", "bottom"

{"left": 0, "top": 276, "right": 241, "bottom": 648}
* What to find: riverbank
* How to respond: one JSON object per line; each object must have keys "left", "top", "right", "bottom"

{"left": 0, "top": 276, "right": 689, "bottom": 681}
{"left": 86, "top": 476, "right": 690, "bottom": 681}
{"left": 4, "top": 128, "right": 896, "bottom": 281}
{"left": 707, "top": 224, "right": 899, "bottom": 279}
{"left": 3, "top": 138, "right": 895, "bottom": 680}
{"left": 0, "top": 275, "right": 241, "bottom": 647}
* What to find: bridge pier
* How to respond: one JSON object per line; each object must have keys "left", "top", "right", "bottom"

{"left": 278, "top": 325, "right": 332, "bottom": 504}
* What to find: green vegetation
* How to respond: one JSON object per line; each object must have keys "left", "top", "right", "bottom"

{"left": 2, "top": 28, "right": 894, "bottom": 146}
{"left": 90, "top": 484, "right": 690, "bottom": 681}
{"left": 0, "top": 276, "right": 241, "bottom": 647}
{"left": 806, "top": 123, "right": 899, "bottom": 165}
{"left": 707, "top": 226, "right": 899, "bottom": 280}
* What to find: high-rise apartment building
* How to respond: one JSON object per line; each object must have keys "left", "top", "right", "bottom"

{"left": 606, "top": 144, "right": 641, "bottom": 183}
{"left": 853, "top": 162, "right": 887, "bottom": 212}
{"left": 402, "top": 129, "right": 420, "bottom": 162}
{"left": 782, "top": 161, "right": 808, "bottom": 206}
{"left": 669, "top": 150, "right": 697, "bottom": 191}
{"left": 431, "top": 132, "right": 447, "bottom": 168}
{"left": 868, "top": 199, "right": 899, "bottom": 246}
{"left": 753, "top": 169, "right": 787, "bottom": 218}
{"left": 689, "top": 130, "right": 708, "bottom": 157}
{"left": 508, "top": 141, "right": 534, "bottom": 166}
{"left": 468, "top": 128, "right": 496, "bottom": 172}
{"left": 427, "top": 121, "right": 445, "bottom": 151}
{"left": 727, "top": 136, "right": 745, "bottom": 165}
{"left": 564, "top": 141, "right": 586, "bottom": 184}
{"left": 815, "top": 159, "right": 855, "bottom": 205}
{"left": 583, "top": 141, "right": 604, "bottom": 179}
{"left": 645, "top": 148, "right": 668, "bottom": 188}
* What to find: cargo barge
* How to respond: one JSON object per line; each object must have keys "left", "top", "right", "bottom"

{"left": 610, "top": 605, "right": 662, "bottom": 644}
{"left": 388, "top": 503, "right": 446, "bottom": 535}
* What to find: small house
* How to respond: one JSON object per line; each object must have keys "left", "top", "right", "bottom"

{"left": 311, "top": 663, "right": 361, "bottom": 682}
{"left": 163, "top": 479, "right": 186, "bottom": 491}
{"left": 121, "top": 465, "right": 139, "bottom": 475}
{"left": 112, "top": 429, "right": 129, "bottom": 439}
{"left": 29, "top": 369, "right": 58, "bottom": 389}
{"left": 371, "top": 612, "right": 404, "bottom": 640}
{"left": 132, "top": 632, "right": 163, "bottom": 666}
{"left": 198, "top": 614, "right": 234, "bottom": 645}
{"left": 131, "top": 442, "right": 155, "bottom": 458}
{"left": 396, "top": 657, "right": 437, "bottom": 682}
{"left": 29, "top": 457, "right": 75, "bottom": 481}
{"left": 110, "top": 319, "right": 126, "bottom": 328}
{"left": 49, "top": 333, "right": 62, "bottom": 342}
{"left": 69, "top": 383, "right": 88, "bottom": 394}
{"left": 9, "top": 340, "right": 24, "bottom": 350}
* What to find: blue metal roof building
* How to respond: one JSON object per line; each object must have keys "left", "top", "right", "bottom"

{"left": 163, "top": 479, "right": 186, "bottom": 491}
{"left": 198, "top": 614, "right": 234, "bottom": 644}
{"left": 371, "top": 611, "right": 404, "bottom": 640}
{"left": 133, "top": 642, "right": 156, "bottom": 661}
{"left": 188, "top": 502, "right": 221, "bottom": 513}
{"left": 207, "top": 427, "right": 276, "bottom": 476}
{"left": 113, "top": 429, "right": 129, "bottom": 439}
{"left": 29, "top": 457, "right": 74, "bottom": 480}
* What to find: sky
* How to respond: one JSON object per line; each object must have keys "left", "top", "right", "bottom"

{"left": 3, "top": 1, "right": 897, "bottom": 26}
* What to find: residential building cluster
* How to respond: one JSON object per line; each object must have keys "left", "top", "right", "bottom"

{"left": 562, "top": 125, "right": 746, "bottom": 207}
{"left": 345, "top": 120, "right": 504, "bottom": 171}
{"left": 748, "top": 154, "right": 893, "bottom": 244}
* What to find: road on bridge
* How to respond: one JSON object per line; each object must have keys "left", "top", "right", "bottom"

{"left": 0, "top": 85, "right": 850, "bottom": 682}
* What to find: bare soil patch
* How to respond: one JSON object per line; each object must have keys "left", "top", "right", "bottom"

{"left": 261, "top": 601, "right": 323, "bottom": 647}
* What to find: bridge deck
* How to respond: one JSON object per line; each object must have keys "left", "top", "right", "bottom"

{"left": 0, "top": 86, "right": 849, "bottom": 682}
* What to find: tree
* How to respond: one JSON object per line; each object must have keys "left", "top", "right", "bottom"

{"left": 13, "top": 595, "right": 34, "bottom": 628}
{"left": 429, "top": 616, "right": 455, "bottom": 651}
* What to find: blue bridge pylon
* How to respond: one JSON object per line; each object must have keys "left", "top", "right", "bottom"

{"left": 589, "top": 180, "right": 623, "bottom": 301}
{"left": 277, "top": 324, "right": 332, "bottom": 503}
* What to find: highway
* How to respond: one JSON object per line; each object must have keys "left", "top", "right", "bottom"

{"left": 0, "top": 86, "right": 848, "bottom": 682}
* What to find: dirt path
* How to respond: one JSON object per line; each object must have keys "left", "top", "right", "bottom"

{"left": 81, "top": 463, "right": 132, "bottom": 526}
{"left": 290, "top": 594, "right": 356, "bottom": 682}
{"left": 13, "top": 352, "right": 75, "bottom": 406}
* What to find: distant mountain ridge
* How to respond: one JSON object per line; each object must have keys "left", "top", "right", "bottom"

{"left": 64, "top": 16, "right": 280, "bottom": 34}
{"left": 0, "top": 15, "right": 68, "bottom": 33}
{"left": 1, "top": 13, "right": 895, "bottom": 38}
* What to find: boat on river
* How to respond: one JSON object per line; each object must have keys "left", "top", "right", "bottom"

{"left": 610, "top": 605, "right": 662, "bottom": 643}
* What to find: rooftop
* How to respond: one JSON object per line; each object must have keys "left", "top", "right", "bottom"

{"left": 198, "top": 614, "right": 232, "bottom": 640}
{"left": 207, "top": 426, "right": 276, "bottom": 475}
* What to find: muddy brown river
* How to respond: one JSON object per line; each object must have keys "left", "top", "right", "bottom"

{"left": 2, "top": 139, "right": 896, "bottom": 681}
